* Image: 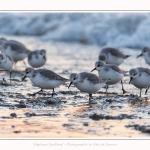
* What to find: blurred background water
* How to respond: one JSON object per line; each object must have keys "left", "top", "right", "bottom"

{"left": 1, "top": 12, "right": 150, "bottom": 138}
{"left": 0, "top": 13, "right": 150, "bottom": 49}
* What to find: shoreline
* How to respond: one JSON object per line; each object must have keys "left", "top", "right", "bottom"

{"left": 0, "top": 35, "right": 150, "bottom": 138}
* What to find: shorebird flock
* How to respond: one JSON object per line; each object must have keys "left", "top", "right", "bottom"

{"left": 0, "top": 38, "right": 150, "bottom": 104}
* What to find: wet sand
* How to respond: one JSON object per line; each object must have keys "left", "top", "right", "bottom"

{"left": 0, "top": 35, "right": 150, "bottom": 138}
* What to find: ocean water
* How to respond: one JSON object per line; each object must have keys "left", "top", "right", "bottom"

{"left": 0, "top": 13, "right": 150, "bottom": 49}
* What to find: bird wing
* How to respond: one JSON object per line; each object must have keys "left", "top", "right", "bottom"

{"left": 38, "top": 69, "right": 68, "bottom": 81}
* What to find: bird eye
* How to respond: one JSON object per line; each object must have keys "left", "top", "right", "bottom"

{"left": 74, "top": 77, "right": 77, "bottom": 80}
{"left": 134, "top": 74, "right": 136, "bottom": 76}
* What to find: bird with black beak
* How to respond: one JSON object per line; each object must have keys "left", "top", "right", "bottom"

{"left": 91, "top": 60, "right": 127, "bottom": 94}
{"left": 68, "top": 72, "right": 106, "bottom": 104}
{"left": 129, "top": 67, "right": 150, "bottom": 97}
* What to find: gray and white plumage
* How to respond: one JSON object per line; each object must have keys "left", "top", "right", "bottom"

{"left": 92, "top": 60, "right": 126, "bottom": 94}
{"left": 28, "top": 49, "right": 46, "bottom": 68}
{"left": 99, "top": 47, "right": 130, "bottom": 66}
{"left": 68, "top": 72, "right": 105, "bottom": 102}
{"left": 93, "top": 60, "right": 125, "bottom": 84}
{"left": 0, "top": 53, "right": 14, "bottom": 84}
{"left": 0, "top": 53, "right": 14, "bottom": 71}
{"left": 129, "top": 67, "right": 150, "bottom": 97}
{"left": 104, "top": 64, "right": 123, "bottom": 74}
{"left": 76, "top": 72, "right": 103, "bottom": 84}
{"left": 22, "top": 67, "right": 69, "bottom": 91}
{"left": 33, "top": 69, "right": 68, "bottom": 82}
{"left": 137, "top": 47, "right": 150, "bottom": 66}
{"left": 0, "top": 38, "right": 30, "bottom": 62}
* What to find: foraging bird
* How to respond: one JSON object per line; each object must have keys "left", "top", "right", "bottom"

{"left": 22, "top": 67, "right": 69, "bottom": 96}
{"left": 0, "top": 38, "right": 30, "bottom": 63}
{"left": 68, "top": 72, "right": 106, "bottom": 103}
{"left": 91, "top": 60, "right": 127, "bottom": 94}
{"left": 28, "top": 49, "right": 46, "bottom": 68}
{"left": 0, "top": 53, "right": 14, "bottom": 83}
{"left": 129, "top": 67, "right": 150, "bottom": 97}
{"left": 99, "top": 47, "right": 130, "bottom": 66}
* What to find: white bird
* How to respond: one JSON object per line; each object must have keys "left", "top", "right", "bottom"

{"left": 99, "top": 47, "right": 130, "bottom": 66}
{"left": 0, "top": 38, "right": 30, "bottom": 64}
{"left": 22, "top": 67, "right": 69, "bottom": 96}
{"left": 68, "top": 72, "right": 106, "bottom": 103}
{"left": 129, "top": 67, "right": 150, "bottom": 97}
{"left": 0, "top": 53, "right": 14, "bottom": 83}
{"left": 28, "top": 49, "right": 46, "bottom": 68}
{"left": 91, "top": 60, "right": 127, "bottom": 94}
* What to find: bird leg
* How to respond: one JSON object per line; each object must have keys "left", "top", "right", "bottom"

{"left": 9, "top": 71, "right": 12, "bottom": 84}
{"left": 145, "top": 87, "right": 149, "bottom": 95}
{"left": 121, "top": 80, "right": 127, "bottom": 94}
{"left": 140, "top": 89, "right": 142, "bottom": 97}
{"left": 52, "top": 88, "right": 57, "bottom": 97}
{"left": 89, "top": 94, "right": 93, "bottom": 103}
{"left": 2, "top": 78, "right": 6, "bottom": 83}
{"left": 31, "top": 89, "right": 43, "bottom": 96}
{"left": 105, "top": 84, "right": 109, "bottom": 95}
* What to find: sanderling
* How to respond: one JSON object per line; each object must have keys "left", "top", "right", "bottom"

{"left": 68, "top": 72, "right": 106, "bottom": 103}
{"left": 28, "top": 49, "right": 46, "bottom": 68}
{"left": 91, "top": 60, "right": 127, "bottom": 94}
{"left": 0, "top": 53, "right": 14, "bottom": 83}
{"left": 22, "top": 67, "right": 69, "bottom": 96}
{"left": 99, "top": 47, "right": 130, "bottom": 66}
{"left": 129, "top": 67, "right": 150, "bottom": 97}
{"left": 0, "top": 38, "right": 30, "bottom": 63}
{"left": 137, "top": 47, "right": 150, "bottom": 66}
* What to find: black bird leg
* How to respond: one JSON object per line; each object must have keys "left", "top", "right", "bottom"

{"left": 145, "top": 87, "right": 149, "bottom": 95}
{"left": 31, "top": 89, "right": 43, "bottom": 96}
{"left": 105, "top": 84, "right": 109, "bottom": 95}
{"left": 89, "top": 94, "right": 92, "bottom": 103}
{"left": 121, "top": 80, "right": 127, "bottom": 94}
{"left": 52, "top": 88, "right": 55, "bottom": 97}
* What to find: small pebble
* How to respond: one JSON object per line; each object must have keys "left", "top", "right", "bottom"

{"left": 10, "top": 113, "right": 17, "bottom": 118}
{"left": 14, "top": 130, "right": 21, "bottom": 133}
{"left": 88, "top": 129, "right": 96, "bottom": 134}
{"left": 11, "top": 125, "right": 15, "bottom": 128}
{"left": 83, "top": 122, "right": 89, "bottom": 126}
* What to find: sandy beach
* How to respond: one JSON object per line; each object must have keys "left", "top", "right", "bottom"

{"left": 0, "top": 35, "right": 150, "bottom": 138}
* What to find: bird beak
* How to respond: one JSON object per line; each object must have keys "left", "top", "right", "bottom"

{"left": 91, "top": 68, "right": 96, "bottom": 72}
{"left": 22, "top": 75, "right": 26, "bottom": 81}
{"left": 137, "top": 53, "right": 143, "bottom": 58}
{"left": 129, "top": 77, "right": 133, "bottom": 84}
{"left": 68, "top": 82, "right": 73, "bottom": 89}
